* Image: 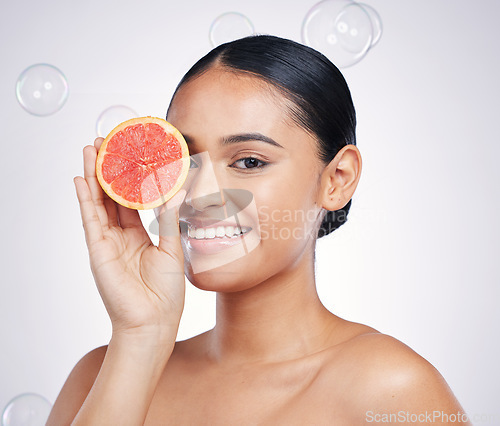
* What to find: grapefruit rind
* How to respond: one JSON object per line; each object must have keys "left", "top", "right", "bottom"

{"left": 95, "top": 116, "right": 190, "bottom": 210}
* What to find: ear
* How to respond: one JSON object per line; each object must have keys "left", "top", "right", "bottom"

{"left": 318, "top": 145, "right": 362, "bottom": 211}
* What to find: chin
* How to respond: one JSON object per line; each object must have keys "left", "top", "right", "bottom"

{"left": 181, "top": 227, "right": 264, "bottom": 292}
{"left": 184, "top": 253, "right": 262, "bottom": 293}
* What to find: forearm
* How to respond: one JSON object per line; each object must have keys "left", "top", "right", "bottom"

{"left": 72, "top": 333, "right": 174, "bottom": 425}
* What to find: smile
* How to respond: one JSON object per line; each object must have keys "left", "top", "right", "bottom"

{"left": 187, "top": 224, "right": 251, "bottom": 240}
{"left": 181, "top": 221, "right": 254, "bottom": 255}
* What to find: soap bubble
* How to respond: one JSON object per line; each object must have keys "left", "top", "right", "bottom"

{"left": 358, "top": 3, "right": 383, "bottom": 47}
{"left": 209, "top": 12, "right": 255, "bottom": 47}
{"left": 96, "top": 105, "right": 138, "bottom": 137}
{"left": 2, "top": 393, "right": 52, "bottom": 426}
{"left": 16, "top": 64, "right": 69, "bottom": 116}
{"left": 302, "top": 0, "right": 374, "bottom": 68}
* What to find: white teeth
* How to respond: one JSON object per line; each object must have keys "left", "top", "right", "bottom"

{"left": 224, "top": 226, "right": 234, "bottom": 237}
{"left": 216, "top": 226, "right": 225, "bottom": 237}
{"left": 187, "top": 224, "right": 249, "bottom": 239}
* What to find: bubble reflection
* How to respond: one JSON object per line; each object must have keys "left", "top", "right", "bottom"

{"left": 2, "top": 393, "right": 52, "bottom": 426}
{"left": 209, "top": 12, "right": 255, "bottom": 47}
{"left": 16, "top": 64, "right": 69, "bottom": 116}
{"left": 95, "top": 105, "right": 138, "bottom": 137}
{"left": 302, "top": 0, "right": 382, "bottom": 68}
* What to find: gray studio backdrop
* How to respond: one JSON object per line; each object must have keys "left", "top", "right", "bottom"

{"left": 1, "top": 0, "right": 499, "bottom": 423}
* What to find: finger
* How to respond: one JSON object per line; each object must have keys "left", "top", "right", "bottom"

{"left": 94, "top": 137, "right": 104, "bottom": 151}
{"left": 103, "top": 194, "right": 119, "bottom": 228}
{"left": 74, "top": 176, "right": 104, "bottom": 246}
{"left": 157, "top": 189, "right": 186, "bottom": 256}
{"left": 95, "top": 138, "right": 121, "bottom": 228}
{"left": 83, "top": 144, "right": 115, "bottom": 230}
{"left": 117, "top": 204, "right": 146, "bottom": 229}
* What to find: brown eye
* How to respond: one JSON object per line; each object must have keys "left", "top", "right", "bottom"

{"left": 243, "top": 158, "right": 259, "bottom": 168}
{"left": 231, "top": 157, "right": 268, "bottom": 170}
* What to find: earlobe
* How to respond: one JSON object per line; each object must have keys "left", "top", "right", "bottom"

{"left": 319, "top": 145, "right": 362, "bottom": 211}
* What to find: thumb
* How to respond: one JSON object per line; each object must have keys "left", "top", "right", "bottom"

{"left": 156, "top": 189, "right": 186, "bottom": 256}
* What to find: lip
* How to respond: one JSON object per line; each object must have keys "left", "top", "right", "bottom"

{"left": 182, "top": 228, "right": 253, "bottom": 255}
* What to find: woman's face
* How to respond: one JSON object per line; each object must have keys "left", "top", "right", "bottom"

{"left": 167, "top": 67, "right": 326, "bottom": 291}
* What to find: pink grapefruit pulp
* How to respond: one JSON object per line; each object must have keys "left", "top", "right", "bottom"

{"left": 95, "top": 117, "right": 189, "bottom": 210}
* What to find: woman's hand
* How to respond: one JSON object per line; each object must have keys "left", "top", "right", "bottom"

{"left": 73, "top": 137, "right": 186, "bottom": 343}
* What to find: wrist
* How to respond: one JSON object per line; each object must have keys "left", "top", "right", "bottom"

{"left": 110, "top": 328, "right": 176, "bottom": 361}
{"left": 112, "top": 320, "right": 179, "bottom": 343}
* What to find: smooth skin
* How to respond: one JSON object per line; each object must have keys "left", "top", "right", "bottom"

{"left": 48, "top": 68, "right": 469, "bottom": 425}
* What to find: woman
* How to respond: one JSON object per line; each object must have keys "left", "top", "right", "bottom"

{"left": 48, "top": 35, "right": 469, "bottom": 424}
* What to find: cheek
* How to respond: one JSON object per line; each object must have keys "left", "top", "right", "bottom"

{"left": 253, "top": 172, "right": 320, "bottom": 245}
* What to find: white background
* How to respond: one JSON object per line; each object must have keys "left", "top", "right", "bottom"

{"left": 1, "top": 0, "right": 499, "bottom": 422}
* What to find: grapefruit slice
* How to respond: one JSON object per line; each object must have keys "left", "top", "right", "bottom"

{"left": 96, "top": 117, "right": 189, "bottom": 210}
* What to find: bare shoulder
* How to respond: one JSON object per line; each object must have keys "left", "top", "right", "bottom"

{"left": 46, "top": 345, "right": 108, "bottom": 425}
{"left": 170, "top": 329, "right": 212, "bottom": 361}
{"left": 318, "top": 331, "right": 470, "bottom": 424}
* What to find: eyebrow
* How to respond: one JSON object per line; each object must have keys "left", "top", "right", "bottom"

{"left": 183, "top": 132, "right": 284, "bottom": 149}
{"left": 222, "top": 133, "right": 283, "bottom": 148}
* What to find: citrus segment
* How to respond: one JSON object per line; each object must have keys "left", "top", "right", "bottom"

{"left": 96, "top": 117, "right": 189, "bottom": 210}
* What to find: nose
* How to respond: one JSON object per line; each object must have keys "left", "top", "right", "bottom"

{"left": 184, "top": 151, "right": 224, "bottom": 211}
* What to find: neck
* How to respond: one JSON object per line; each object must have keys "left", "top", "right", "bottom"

{"left": 207, "top": 247, "right": 338, "bottom": 365}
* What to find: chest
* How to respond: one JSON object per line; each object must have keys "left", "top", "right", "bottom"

{"left": 143, "top": 359, "right": 354, "bottom": 424}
